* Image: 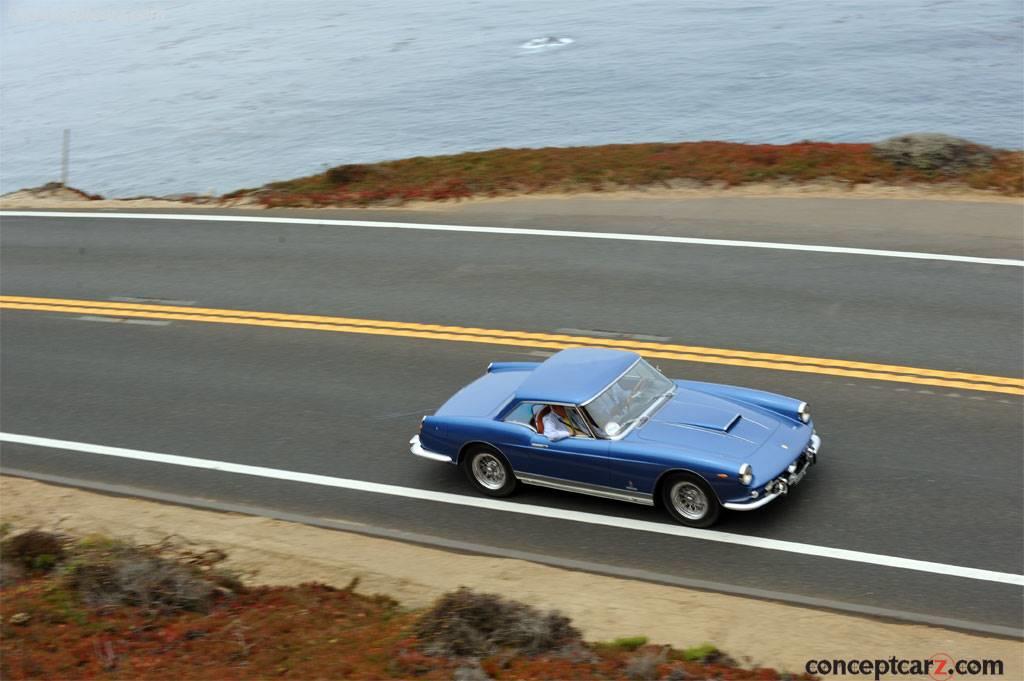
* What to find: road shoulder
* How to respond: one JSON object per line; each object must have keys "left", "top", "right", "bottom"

{"left": 3, "top": 189, "right": 1021, "bottom": 259}
{"left": 2, "top": 475, "right": 1019, "bottom": 679}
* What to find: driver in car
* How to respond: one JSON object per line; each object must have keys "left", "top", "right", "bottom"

{"left": 535, "top": 405, "right": 577, "bottom": 441}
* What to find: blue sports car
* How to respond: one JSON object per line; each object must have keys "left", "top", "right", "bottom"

{"left": 410, "top": 348, "right": 819, "bottom": 527}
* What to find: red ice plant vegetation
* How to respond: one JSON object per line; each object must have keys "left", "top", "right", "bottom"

{"left": 1, "top": 532, "right": 819, "bottom": 679}
{"left": 235, "top": 138, "right": 1021, "bottom": 208}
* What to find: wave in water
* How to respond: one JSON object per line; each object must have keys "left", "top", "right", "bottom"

{"left": 520, "top": 36, "right": 574, "bottom": 50}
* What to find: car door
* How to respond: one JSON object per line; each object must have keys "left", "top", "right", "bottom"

{"left": 602, "top": 440, "right": 663, "bottom": 496}
{"left": 525, "top": 432, "right": 611, "bottom": 488}
{"left": 493, "top": 403, "right": 611, "bottom": 486}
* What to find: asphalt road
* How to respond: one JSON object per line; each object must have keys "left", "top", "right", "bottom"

{"left": 1, "top": 203, "right": 1022, "bottom": 633}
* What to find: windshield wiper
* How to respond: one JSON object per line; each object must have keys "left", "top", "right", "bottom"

{"left": 620, "top": 413, "right": 649, "bottom": 432}
{"left": 615, "top": 390, "right": 673, "bottom": 436}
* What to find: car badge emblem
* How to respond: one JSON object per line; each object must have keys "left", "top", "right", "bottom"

{"left": 780, "top": 444, "right": 789, "bottom": 449}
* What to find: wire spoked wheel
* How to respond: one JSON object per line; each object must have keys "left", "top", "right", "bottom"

{"left": 462, "top": 446, "right": 518, "bottom": 497}
{"left": 661, "top": 473, "right": 721, "bottom": 527}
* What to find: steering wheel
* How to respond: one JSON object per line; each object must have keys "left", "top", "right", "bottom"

{"left": 620, "top": 377, "right": 653, "bottom": 418}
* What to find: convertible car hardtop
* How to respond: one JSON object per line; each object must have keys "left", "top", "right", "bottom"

{"left": 410, "top": 347, "right": 819, "bottom": 526}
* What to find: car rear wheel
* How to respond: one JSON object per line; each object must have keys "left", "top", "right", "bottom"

{"left": 462, "top": 446, "right": 518, "bottom": 497}
{"left": 661, "top": 473, "right": 721, "bottom": 528}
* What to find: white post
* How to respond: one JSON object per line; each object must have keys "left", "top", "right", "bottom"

{"left": 61, "top": 129, "right": 70, "bottom": 186}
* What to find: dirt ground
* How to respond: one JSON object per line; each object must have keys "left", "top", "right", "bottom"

{"left": 1, "top": 476, "right": 1019, "bottom": 680}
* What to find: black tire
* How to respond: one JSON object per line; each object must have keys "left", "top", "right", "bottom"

{"left": 461, "top": 445, "right": 518, "bottom": 497}
{"left": 660, "top": 472, "right": 721, "bottom": 528}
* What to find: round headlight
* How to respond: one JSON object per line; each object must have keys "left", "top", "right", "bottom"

{"left": 738, "top": 463, "right": 753, "bottom": 486}
{"left": 797, "top": 402, "right": 810, "bottom": 423}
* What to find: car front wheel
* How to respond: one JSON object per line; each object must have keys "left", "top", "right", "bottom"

{"left": 462, "top": 446, "right": 518, "bottom": 497}
{"left": 661, "top": 473, "right": 721, "bottom": 528}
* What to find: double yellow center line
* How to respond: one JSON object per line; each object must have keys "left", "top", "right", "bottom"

{"left": 2, "top": 295, "right": 1021, "bottom": 396}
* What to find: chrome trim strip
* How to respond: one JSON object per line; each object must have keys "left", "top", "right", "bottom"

{"left": 568, "top": 405, "right": 598, "bottom": 439}
{"left": 517, "top": 473, "right": 655, "bottom": 506}
{"left": 741, "top": 414, "right": 771, "bottom": 429}
{"left": 724, "top": 492, "right": 782, "bottom": 511}
{"left": 409, "top": 435, "right": 453, "bottom": 463}
{"left": 579, "top": 358, "right": 641, "bottom": 407}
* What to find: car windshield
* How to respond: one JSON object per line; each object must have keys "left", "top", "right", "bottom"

{"left": 584, "top": 360, "right": 674, "bottom": 438}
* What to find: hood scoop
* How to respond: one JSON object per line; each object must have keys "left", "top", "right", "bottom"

{"left": 650, "top": 402, "right": 742, "bottom": 433}
{"left": 720, "top": 414, "right": 741, "bottom": 432}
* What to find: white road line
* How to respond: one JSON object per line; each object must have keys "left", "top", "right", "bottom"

{"left": 76, "top": 315, "right": 122, "bottom": 323}
{"left": 3, "top": 431, "right": 1021, "bottom": 586}
{"left": 2, "top": 211, "right": 1021, "bottom": 267}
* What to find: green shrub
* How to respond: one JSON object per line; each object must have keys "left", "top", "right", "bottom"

{"left": 604, "top": 636, "right": 649, "bottom": 651}
{"left": 1, "top": 530, "right": 66, "bottom": 572}
{"left": 684, "top": 643, "right": 724, "bottom": 659}
{"left": 31, "top": 554, "right": 59, "bottom": 571}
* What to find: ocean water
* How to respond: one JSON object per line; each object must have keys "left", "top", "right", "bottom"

{"left": 1, "top": 0, "right": 1021, "bottom": 196}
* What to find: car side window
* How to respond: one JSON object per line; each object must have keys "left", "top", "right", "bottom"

{"left": 567, "top": 407, "right": 595, "bottom": 438}
{"left": 502, "top": 401, "right": 537, "bottom": 430}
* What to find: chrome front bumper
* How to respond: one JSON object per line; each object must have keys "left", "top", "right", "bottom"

{"left": 409, "top": 435, "right": 453, "bottom": 463}
{"left": 724, "top": 432, "right": 820, "bottom": 511}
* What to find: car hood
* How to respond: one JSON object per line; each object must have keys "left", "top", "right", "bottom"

{"left": 628, "top": 388, "right": 785, "bottom": 460}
